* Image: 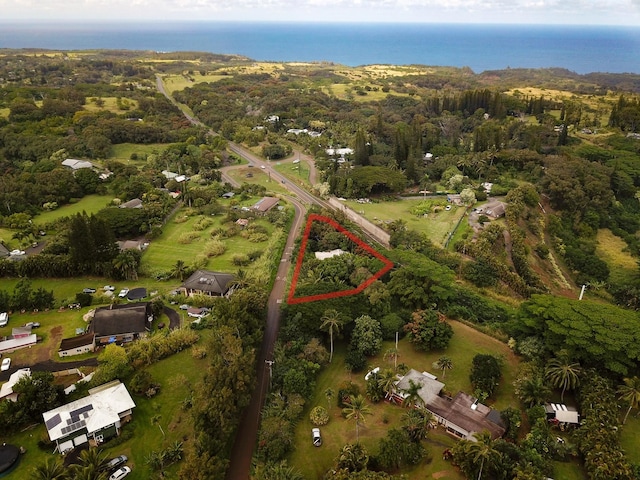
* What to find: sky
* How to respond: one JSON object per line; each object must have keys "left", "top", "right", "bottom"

{"left": 2, "top": 0, "right": 640, "bottom": 26}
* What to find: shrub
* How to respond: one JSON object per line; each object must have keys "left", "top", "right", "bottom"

{"left": 309, "top": 406, "right": 329, "bottom": 426}
{"left": 178, "top": 232, "right": 201, "bottom": 244}
{"left": 232, "top": 253, "right": 251, "bottom": 266}
{"left": 204, "top": 239, "right": 226, "bottom": 257}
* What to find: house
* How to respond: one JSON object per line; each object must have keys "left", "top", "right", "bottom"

{"left": 180, "top": 270, "right": 235, "bottom": 297}
{"left": 58, "top": 332, "right": 96, "bottom": 358}
{"left": 11, "top": 326, "right": 32, "bottom": 339}
{"left": 187, "top": 307, "right": 208, "bottom": 319}
{"left": 394, "top": 369, "right": 505, "bottom": 441}
{"left": 447, "top": 194, "right": 463, "bottom": 206}
{"left": 89, "top": 303, "right": 151, "bottom": 346}
{"left": 0, "top": 368, "right": 31, "bottom": 402}
{"left": 545, "top": 403, "right": 580, "bottom": 426}
{"left": 326, "top": 147, "right": 354, "bottom": 157}
{"left": 0, "top": 334, "right": 37, "bottom": 354}
{"left": 251, "top": 196, "right": 280, "bottom": 214}
{"left": 162, "top": 170, "right": 179, "bottom": 180}
{"left": 484, "top": 201, "right": 506, "bottom": 219}
{"left": 62, "top": 159, "right": 93, "bottom": 170}
{"left": 117, "top": 240, "right": 144, "bottom": 251}
{"left": 42, "top": 380, "right": 136, "bottom": 453}
{"left": 221, "top": 192, "right": 235, "bottom": 199}
{"left": 235, "top": 218, "right": 249, "bottom": 228}
{"left": 119, "top": 198, "right": 143, "bottom": 209}
{"left": 315, "top": 249, "right": 346, "bottom": 260}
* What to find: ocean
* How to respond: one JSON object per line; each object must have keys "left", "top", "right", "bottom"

{"left": 1, "top": 22, "right": 639, "bottom": 74}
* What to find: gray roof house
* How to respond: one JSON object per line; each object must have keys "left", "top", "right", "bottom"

{"left": 42, "top": 380, "right": 135, "bottom": 453}
{"left": 119, "top": 198, "right": 143, "bottom": 209}
{"left": 394, "top": 369, "right": 505, "bottom": 441}
{"left": 62, "top": 159, "right": 94, "bottom": 170}
{"left": 180, "top": 270, "right": 235, "bottom": 297}
{"left": 89, "top": 303, "right": 151, "bottom": 345}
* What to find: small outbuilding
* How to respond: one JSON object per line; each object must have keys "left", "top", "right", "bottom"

{"left": 58, "top": 333, "right": 96, "bottom": 358}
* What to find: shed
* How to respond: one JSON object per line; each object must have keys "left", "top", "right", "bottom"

{"left": 119, "top": 198, "right": 143, "bottom": 209}
{"left": 58, "top": 333, "right": 96, "bottom": 358}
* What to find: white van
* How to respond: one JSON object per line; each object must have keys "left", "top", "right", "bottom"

{"left": 0, "top": 312, "right": 8, "bottom": 327}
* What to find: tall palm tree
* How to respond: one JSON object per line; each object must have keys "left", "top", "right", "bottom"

{"left": 172, "top": 259, "right": 187, "bottom": 281}
{"left": 515, "top": 373, "right": 551, "bottom": 408}
{"left": 435, "top": 355, "right": 453, "bottom": 379}
{"left": 320, "top": 309, "right": 344, "bottom": 363}
{"left": 152, "top": 414, "right": 165, "bottom": 437}
{"left": 545, "top": 356, "right": 581, "bottom": 403}
{"left": 401, "top": 379, "right": 425, "bottom": 409}
{"left": 32, "top": 457, "right": 67, "bottom": 480}
{"left": 324, "top": 387, "right": 335, "bottom": 410}
{"left": 377, "top": 368, "right": 398, "bottom": 400}
{"left": 467, "top": 431, "right": 502, "bottom": 480}
{"left": 403, "top": 408, "right": 434, "bottom": 442}
{"left": 617, "top": 376, "right": 640, "bottom": 424}
{"left": 67, "top": 448, "right": 109, "bottom": 480}
{"left": 342, "top": 394, "right": 372, "bottom": 442}
{"left": 383, "top": 347, "right": 399, "bottom": 372}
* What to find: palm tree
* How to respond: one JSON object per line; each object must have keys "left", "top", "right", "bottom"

{"left": 324, "top": 387, "right": 335, "bottom": 410}
{"left": 467, "top": 431, "right": 502, "bottom": 480}
{"left": 152, "top": 414, "right": 165, "bottom": 437}
{"left": 32, "top": 457, "right": 67, "bottom": 480}
{"left": 377, "top": 368, "right": 398, "bottom": 400}
{"left": 112, "top": 250, "right": 139, "bottom": 281}
{"left": 545, "top": 356, "right": 582, "bottom": 403}
{"left": 617, "top": 376, "right": 640, "bottom": 424}
{"left": 434, "top": 355, "right": 453, "bottom": 379}
{"left": 401, "top": 379, "right": 425, "bottom": 409}
{"left": 67, "top": 448, "right": 109, "bottom": 480}
{"left": 383, "top": 347, "right": 399, "bottom": 371}
{"left": 342, "top": 394, "right": 372, "bottom": 442}
{"left": 172, "top": 259, "right": 188, "bottom": 281}
{"left": 403, "top": 408, "right": 434, "bottom": 442}
{"left": 320, "top": 309, "right": 344, "bottom": 363}
{"left": 515, "top": 373, "right": 551, "bottom": 408}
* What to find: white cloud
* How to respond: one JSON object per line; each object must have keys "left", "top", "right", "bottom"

{"left": 1, "top": 0, "right": 638, "bottom": 24}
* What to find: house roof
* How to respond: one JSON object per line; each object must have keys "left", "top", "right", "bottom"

{"left": 0, "top": 334, "right": 37, "bottom": 353}
{"left": 11, "top": 326, "right": 32, "bottom": 336}
{"left": 59, "top": 333, "right": 95, "bottom": 352}
{"left": 252, "top": 196, "right": 280, "bottom": 213}
{"left": 428, "top": 392, "right": 505, "bottom": 440}
{"left": 0, "top": 368, "right": 31, "bottom": 400}
{"left": 315, "top": 249, "right": 346, "bottom": 260}
{"left": 119, "top": 198, "right": 143, "bottom": 209}
{"left": 0, "top": 243, "right": 9, "bottom": 257}
{"left": 395, "top": 369, "right": 445, "bottom": 405}
{"left": 90, "top": 303, "right": 149, "bottom": 338}
{"left": 182, "top": 270, "right": 235, "bottom": 295}
{"left": 62, "top": 159, "right": 93, "bottom": 170}
{"left": 42, "top": 380, "right": 135, "bottom": 442}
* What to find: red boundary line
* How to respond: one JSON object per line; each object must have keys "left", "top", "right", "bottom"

{"left": 286, "top": 214, "right": 394, "bottom": 304}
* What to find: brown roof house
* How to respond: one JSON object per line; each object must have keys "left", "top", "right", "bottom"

{"left": 89, "top": 303, "right": 152, "bottom": 346}
{"left": 251, "top": 196, "right": 280, "bottom": 214}
{"left": 180, "top": 270, "right": 235, "bottom": 297}
{"left": 58, "top": 332, "right": 96, "bottom": 358}
{"left": 394, "top": 369, "right": 505, "bottom": 441}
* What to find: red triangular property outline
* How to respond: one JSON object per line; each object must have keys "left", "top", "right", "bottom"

{"left": 287, "top": 214, "right": 394, "bottom": 304}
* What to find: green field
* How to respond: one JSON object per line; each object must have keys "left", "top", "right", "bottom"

{"left": 32, "top": 195, "right": 113, "bottom": 225}
{"left": 109, "top": 143, "right": 171, "bottom": 163}
{"left": 343, "top": 197, "right": 466, "bottom": 246}
{"left": 225, "top": 166, "right": 291, "bottom": 196}
{"left": 273, "top": 159, "right": 312, "bottom": 188}
{"left": 291, "top": 320, "right": 520, "bottom": 479}
{"left": 140, "top": 205, "right": 278, "bottom": 274}
{"left": 596, "top": 228, "right": 639, "bottom": 285}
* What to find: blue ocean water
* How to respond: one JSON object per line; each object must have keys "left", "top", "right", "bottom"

{"left": 1, "top": 22, "right": 639, "bottom": 74}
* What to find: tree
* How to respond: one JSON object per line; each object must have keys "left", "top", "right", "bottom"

{"left": 401, "top": 379, "right": 425, "bottom": 409}
{"left": 342, "top": 394, "right": 372, "bottom": 442}
{"left": 325, "top": 387, "right": 335, "bottom": 409}
{"left": 31, "top": 457, "right": 66, "bottom": 480}
{"left": 402, "top": 408, "right": 433, "bottom": 442}
{"left": 112, "top": 249, "right": 140, "bottom": 281}
{"left": 350, "top": 315, "right": 383, "bottom": 357}
{"left": 254, "top": 460, "right": 305, "bottom": 480}
{"left": 434, "top": 355, "right": 453, "bottom": 379}
{"left": 336, "top": 443, "right": 369, "bottom": 472}
{"left": 453, "top": 431, "right": 503, "bottom": 480}
{"left": 470, "top": 354, "right": 502, "bottom": 399}
{"left": 545, "top": 355, "right": 581, "bottom": 403}
{"left": 377, "top": 368, "right": 398, "bottom": 400}
{"left": 514, "top": 371, "right": 551, "bottom": 408}
{"left": 320, "top": 309, "right": 344, "bottom": 363}
{"left": 617, "top": 376, "right": 640, "bottom": 424}
{"left": 404, "top": 309, "right": 453, "bottom": 352}
{"left": 152, "top": 414, "right": 165, "bottom": 437}
{"left": 172, "top": 259, "right": 188, "bottom": 281}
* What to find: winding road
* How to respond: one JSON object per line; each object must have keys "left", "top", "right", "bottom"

{"left": 155, "top": 75, "right": 386, "bottom": 479}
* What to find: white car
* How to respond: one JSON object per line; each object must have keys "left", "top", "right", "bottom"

{"left": 118, "top": 288, "right": 129, "bottom": 298}
{"left": 445, "top": 205, "right": 452, "bottom": 211}
{"left": 9, "top": 249, "right": 25, "bottom": 256}
{"left": 1, "top": 358, "right": 11, "bottom": 371}
{"left": 260, "top": 165, "right": 266, "bottom": 169}
{"left": 312, "top": 427, "right": 322, "bottom": 447}
{"left": 103, "top": 285, "right": 116, "bottom": 291}
{"left": 109, "top": 466, "right": 131, "bottom": 480}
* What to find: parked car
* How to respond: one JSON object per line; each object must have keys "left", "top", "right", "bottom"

{"left": 0, "top": 312, "right": 8, "bottom": 327}
{"left": 23, "top": 322, "right": 40, "bottom": 328}
{"left": 103, "top": 285, "right": 116, "bottom": 291}
{"left": 9, "top": 249, "right": 25, "bottom": 256}
{"left": 118, "top": 288, "right": 129, "bottom": 298}
{"left": 103, "top": 455, "right": 128, "bottom": 472}
{"left": 312, "top": 427, "right": 322, "bottom": 447}
{"left": 179, "top": 304, "right": 190, "bottom": 310}
{"left": 445, "top": 205, "right": 452, "bottom": 211}
{"left": 109, "top": 466, "right": 131, "bottom": 480}
{"left": 1, "top": 358, "right": 11, "bottom": 371}
{"left": 82, "top": 288, "right": 96, "bottom": 294}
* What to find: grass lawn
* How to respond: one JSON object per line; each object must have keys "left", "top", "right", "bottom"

{"left": 620, "top": 413, "right": 640, "bottom": 464}
{"left": 342, "top": 198, "right": 466, "bottom": 246}
{"left": 552, "top": 458, "right": 588, "bottom": 480}
{"left": 108, "top": 143, "right": 170, "bottom": 162}
{"left": 83, "top": 97, "right": 139, "bottom": 114}
{"left": 32, "top": 195, "right": 113, "bottom": 225}
{"left": 140, "top": 205, "right": 277, "bottom": 273}
{"left": 273, "top": 159, "right": 312, "bottom": 188}
{"left": 290, "top": 320, "right": 519, "bottom": 479}
{"left": 596, "top": 228, "right": 639, "bottom": 286}
{"left": 224, "top": 167, "right": 291, "bottom": 196}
